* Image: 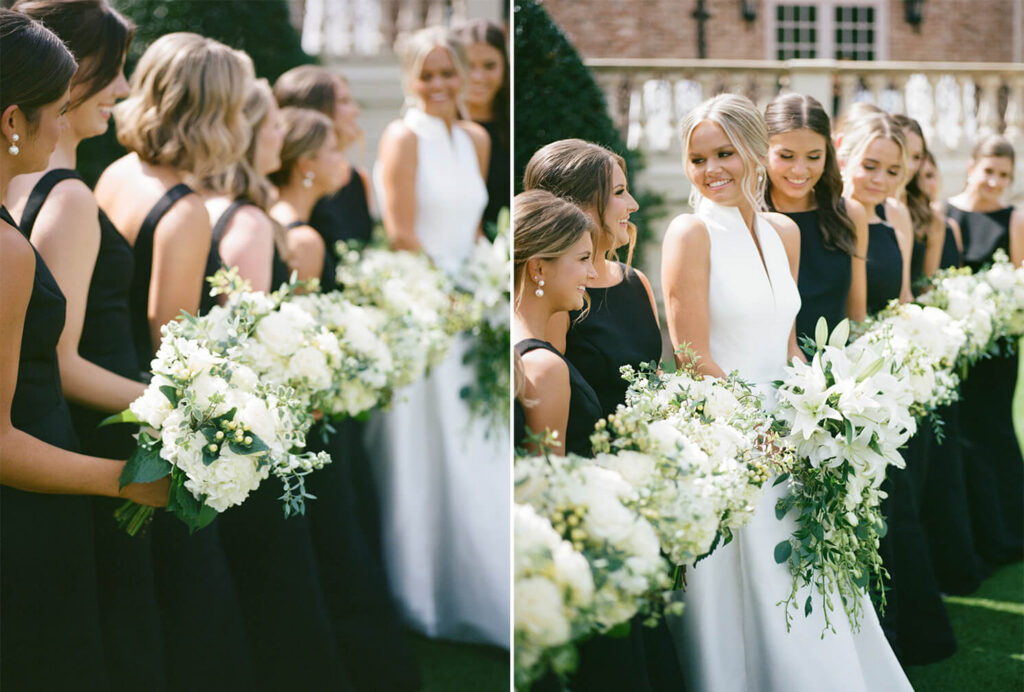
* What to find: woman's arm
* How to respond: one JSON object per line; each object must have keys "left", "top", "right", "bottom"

{"left": 661, "top": 214, "right": 726, "bottom": 378}
{"left": 888, "top": 201, "right": 915, "bottom": 303}
{"left": 921, "top": 213, "right": 946, "bottom": 280}
{"left": 217, "top": 206, "right": 276, "bottom": 294}
{"left": 1010, "top": 208, "right": 1024, "bottom": 267}
{"left": 285, "top": 224, "right": 326, "bottom": 283}
{"left": 634, "top": 267, "right": 662, "bottom": 329}
{"left": 520, "top": 349, "right": 571, "bottom": 455}
{"left": 766, "top": 213, "right": 805, "bottom": 362}
{"left": 149, "top": 196, "right": 213, "bottom": 352}
{"left": 0, "top": 227, "right": 166, "bottom": 506}
{"left": 459, "top": 120, "right": 491, "bottom": 238}
{"left": 377, "top": 120, "right": 422, "bottom": 252}
{"left": 845, "top": 198, "right": 869, "bottom": 322}
{"left": 31, "top": 179, "right": 146, "bottom": 413}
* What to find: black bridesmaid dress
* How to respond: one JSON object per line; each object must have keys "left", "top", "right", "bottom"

{"left": 566, "top": 263, "right": 663, "bottom": 419}
{"left": 514, "top": 338, "right": 601, "bottom": 458}
{"left": 210, "top": 199, "right": 291, "bottom": 291}
{"left": 867, "top": 206, "right": 956, "bottom": 665}
{"left": 477, "top": 118, "right": 510, "bottom": 239}
{"left": 566, "top": 263, "right": 686, "bottom": 691}
{"left": 310, "top": 167, "right": 373, "bottom": 296}
{"left": 18, "top": 170, "right": 168, "bottom": 691}
{"left": 207, "top": 200, "right": 356, "bottom": 691}
{"left": 124, "top": 185, "right": 257, "bottom": 690}
{"left": 913, "top": 222, "right": 990, "bottom": 594}
{"left": 0, "top": 206, "right": 109, "bottom": 691}
{"left": 945, "top": 203, "right": 1024, "bottom": 567}
{"left": 781, "top": 209, "right": 852, "bottom": 344}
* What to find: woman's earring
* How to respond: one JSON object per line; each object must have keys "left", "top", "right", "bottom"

{"left": 302, "top": 171, "right": 315, "bottom": 188}
{"left": 534, "top": 279, "right": 545, "bottom": 298}
{"left": 8, "top": 133, "right": 19, "bottom": 156}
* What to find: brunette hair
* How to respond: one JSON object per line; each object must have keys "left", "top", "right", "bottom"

{"left": 13, "top": 0, "right": 133, "bottom": 111}
{"left": 0, "top": 8, "right": 77, "bottom": 124}
{"left": 513, "top": 189, "right": 597, "bottom": 313}
{"left": 203, "top": 79, "right": 276, "bottom": 210}
{"left": 274, "top": 64, "right": 337, "bottom": 116}
{"left": 681, "top": 93, "right": 768, "bottom": 213}
{"left": 114, "top": 32, "right": 254, "bottom": 182}
{"left": 523, "top": 138, "right": 636, "bottom": 264}
{"left": 454, "top": 18, "right": 509, "bottom": 146}
{"left": 970, "top": 133, "right": 1015, "bottom": 169}
{"left": 267, "top": 107, "right": 334, "bottom": 188}
{"left": 765, "top": 93, "right": 857, "bottom": 255}
{"left": 891, "top": 114, "right": 933, "bottom": 239}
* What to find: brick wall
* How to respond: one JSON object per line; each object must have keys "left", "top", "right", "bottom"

{"left": 542, "top": 0, "right": 1016, "bottom": 62}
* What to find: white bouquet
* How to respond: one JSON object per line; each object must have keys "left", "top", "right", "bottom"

{"left": 514, "top": 502, "right": 594, "bottom": 689}
{"left": 772, "top": 318, "right": 916, "bottom": 633}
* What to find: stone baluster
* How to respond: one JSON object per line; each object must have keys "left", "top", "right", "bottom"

{"left": 1004, "top": 75, "right": 1024, "bottom": 149}
{"left": 950, "top": 74, "right": 973, "bottom": 151}
{"left": 696, "top": 71, "right": 716, "bottom": 103}
{"left": 595, "top": 72, "right": 622, "bottom": 133}
{"left": 837, "top": 72, "right": 860, "bottom": 117}
{"left": 866, "top": 73, "right": 888, "bottom": 106}
{"left": 755, "top": 70, "right": 779, "bottom": 111}
{"left": 627, "top": 75, "right": 645, "bottom": 151}
{"left": 890, "top": 73, "right": 909, "bottom": 114}
{"left": 976, "top": 74, "right": 1003, "bottom": 138}
{"left": 921, "top": 73, "right": 941, "bottom": 149}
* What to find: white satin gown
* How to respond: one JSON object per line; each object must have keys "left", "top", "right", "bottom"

{"left": 669, "top": 198, "right": 912, "bottom": 691}
{"left": 368, "top": 107, "right": 510, "bottom": 647}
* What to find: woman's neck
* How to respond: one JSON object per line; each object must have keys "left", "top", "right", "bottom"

{"left": 513, "top": 297, "right": 554, "bottom": 343}
{"left": 768, "top": 187, "right": 816, "bottom": 213}
{"left": 52, "top": 130, "right": 82, "bottom": 170}
{"left": 275, "top": 182, "right": 318, "bottom": 223}
{"left": 955, "top": 187, "right": 1004, "bottom": 213}
{"left": 465, "top": 101, "right": 493, "bottom": 123}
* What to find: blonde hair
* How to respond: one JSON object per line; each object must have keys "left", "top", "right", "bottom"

{"left": 202, "top": 78, "right": 275, "bottom": 210}
{"left": 267, "top": 107, "right": 334, "bottom": 187}
{"left": 398, "top": 25, "right": 467, "bottom": 111}
{"left": 513, "top": 189, "right": 597, "bottom": 315}
{"left": 680, "top": 93, "right": 768, "bottom": 213}
{"left": 114, "top": 32, "right": 253, "bottom": 182}
{"left": 523, "top": 138, "right": 636, "bottom": 265}
{"left": 837, "top": 111, "right": 910, "bottom": 198}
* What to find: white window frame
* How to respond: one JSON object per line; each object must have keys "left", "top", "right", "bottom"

{"left": 765, "top": 0, "right": 889, "bottom": 61}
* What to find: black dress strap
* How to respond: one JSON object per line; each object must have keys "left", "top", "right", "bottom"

{"left": 285, "top": 219, "right": 308, "bottom": 230}
{"left": 211, "top": 199, "right": 255, "bottom": 246}
{"left": 19, "top": 169, "right": 83, "bottom": 236}
{"left": 1, "top": 205, "right": 17, "bottom": 228}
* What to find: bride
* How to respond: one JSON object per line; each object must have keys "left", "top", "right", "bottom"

{"left": 661, "top": 93, "right": 912, "bottom": 692}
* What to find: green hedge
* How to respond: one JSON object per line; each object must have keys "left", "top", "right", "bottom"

{"left": 513, "top": 0, "right": 661, "bottom": 254}
{"left": 77, "top": 0, "right": 312, "bottom": 186}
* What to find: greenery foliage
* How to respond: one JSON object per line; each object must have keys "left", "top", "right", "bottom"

{"left": 77, "top": 0, "right": 312, "bottom": 185}
{"left": 512, "top": 0, "right": 661, "bottom": 254}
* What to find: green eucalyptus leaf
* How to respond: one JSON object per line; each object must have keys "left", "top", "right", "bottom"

{"left": 774, "top": 540, "right": 793, "bottom": 564}
{"left": 119, "top": 443, "right": 171, "bottom": 489}
{"left": 804, "top": 596, "right": 813, "bottom": 617}
{"left": 159, "top": 385, "right": 180, "bottom": 407}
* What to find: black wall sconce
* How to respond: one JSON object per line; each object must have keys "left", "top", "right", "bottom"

{"left": 740, "top": 0, "right": 757, "bottom": 23}
{"left": 904, "top": 0, "right": 925, "bottom": 29}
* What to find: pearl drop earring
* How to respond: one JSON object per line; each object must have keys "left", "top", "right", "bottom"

{"left": 8, "top": 133, "right": 19, "bottom": 156}
{"left": 302, "top": 171, "right": 314, "bottom": 188}
{"left": 534, "top": 279, "right": 545, "bottom": 298}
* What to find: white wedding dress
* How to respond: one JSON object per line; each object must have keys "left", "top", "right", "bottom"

{"left": 669, "top": 198, "right": 912, "bottom": 691}
{"left": 367, "top": 107, "right": 510, "bottom": 647}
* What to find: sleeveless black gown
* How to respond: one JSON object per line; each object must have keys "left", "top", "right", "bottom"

{"left": 477, "top": 119, "right": 510, "bottom": 239}
{"left": 867, "top": 207, "right": 956, "bottom": 664}
{"left": 123, "top": 185, "right": 257, "bottom": 690}
{"left": 913, "top": 221, "right": 990, "bottom": 595}
{"left": 567, "top": 264, "right": 687, "bottom": 691}
{"left": 206, "top": 200, "right": 355, "bottom": 690}
{"left": 19, "top": 170, "right": 167, "bottom": 691}
{"left": 310, "top": 167, "right": 373, "bottom": 295}
{"left": 514, "top": 338, "right": 600, "bottom": 458}
{"left": 781, "top": 209, "right": 852, "bottom": 344}
{"left": 945, "top": 203, "right": 1024, "bottom": 567}
{"left": 0, "top": 206, "right": 109, "bottom": 691}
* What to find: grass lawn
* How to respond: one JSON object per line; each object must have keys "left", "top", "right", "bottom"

{"left": 410, "top": 632, "right": 509, "bottom": 691}
{"left": 905, "top": 561, "right": 1024, "bottom": 691}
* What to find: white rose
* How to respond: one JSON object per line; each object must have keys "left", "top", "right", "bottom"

{"left": 515, "top": 577, "right": 571, "bottom": 647}
{"left": 130, "top": 377, "right": 175, "bottom": 428}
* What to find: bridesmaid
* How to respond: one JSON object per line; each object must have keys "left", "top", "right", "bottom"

{"left": 838, "top": 109, "right": 956, "bottom": 665}
{"left": 891, "top": 115, "right": 942, "bottom": 285}
{"left": 274, "top": 65, "right": 372, "bottom": 257}
{"left": 199, "top": 79, "right": 354, "bottom": 692}
{"left": 523, "top": 138, "right": 686, "bottom": 692}
{"left": 0, "top": 10, "right": 166, "bottom": 689}
{"left": 513, "top": 188, "right": 600, "bottom": 456}
{"left": 764, "top": 93, "right": 869, "bottom": 342}
{"left": 95, "top": 32, "right": 257, "bottom": 689}
{"left": 911, "top": 148, "right": 990, "bottom": 595}
{"left": 455, "top": 18, "right": 510, "bottom": 237}
{"left": 5, "top": 2, "right": 167, "bottom": 689}
{"left": 947, "top": 134, "right": 1024, "bottom": 567}
{"left": 202, "top": 79, "right": 289, "bottom": 294}
{"left": 267, "top": 106, "right": 347, "bottom": 287}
